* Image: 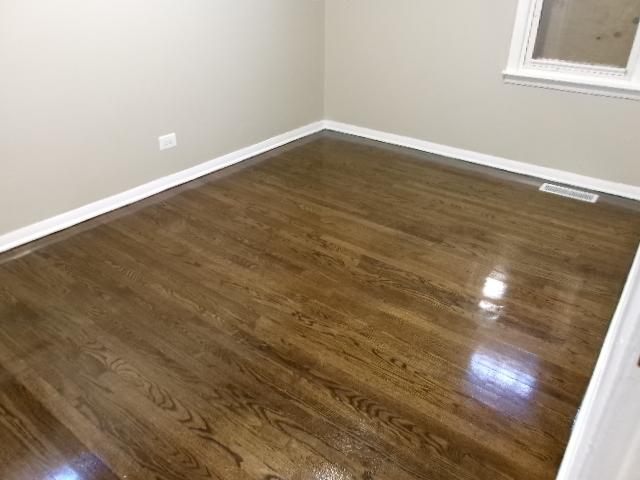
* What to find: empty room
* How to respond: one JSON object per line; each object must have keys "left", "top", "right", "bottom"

{"left": 1, "top": 1, "right": 640, "bottom": 479}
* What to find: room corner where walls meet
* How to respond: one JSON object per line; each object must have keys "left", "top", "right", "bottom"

{"left": 323, "top": 0, "right": 640, "bottom": 188}
{"left": 1, "top": 0, "right": 639, "bottom": 241}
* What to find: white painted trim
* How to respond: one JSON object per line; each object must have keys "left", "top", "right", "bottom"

{"left": 0, "top": 121, "right": 324, "bottom": 255}
{"left": 503, "top": 69, "right": 640, "bottom": 100}
{"left": 322, "top": 121, "right": 640, "bottom": 201}
{"left": 556, "top": 244, "right": 640, "bottom": 480}
{"left": 527, "top": 58, "right": 626, "bottom": 77}
{"left": 506, "top": 0, "right": 539, "bottom": 69}
{"left": 505, "top": 0, "right": 640, "bottom": 100}
{"left": 522, "top": 0, "right": 545, "bottom": 64}
{"left": 629, "top": 20, "right": 640, "bottom": 83}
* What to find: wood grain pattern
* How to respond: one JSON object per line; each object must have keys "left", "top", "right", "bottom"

{"left": 0, "top": 132, "right": 639, "bottom": 480}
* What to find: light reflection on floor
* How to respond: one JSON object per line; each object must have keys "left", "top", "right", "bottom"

{"left": 478, "top": 272, "right": 508, "bottom": 322}
{"left": 483, "top": 276, "right": 507, "bottom": 300}
{"left": 466, "top": 348, "right": 539, "bottom": 418}
{"left": 50, "top": 465, "right": 80, "bottom": 480}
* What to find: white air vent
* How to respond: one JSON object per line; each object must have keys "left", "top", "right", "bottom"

{"left": 539, "top": 183, "right": 599, "bottom": 203}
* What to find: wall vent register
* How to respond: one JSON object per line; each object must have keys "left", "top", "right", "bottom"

{"left": 539, "top": 183, "right": 600, "bottom": 203}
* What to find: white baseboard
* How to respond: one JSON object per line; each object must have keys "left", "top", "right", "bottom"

{"left": 2, "top": 119, "right": 638, "bottom": 256}
{"left": 323, "top": 120, "right": 640, "bottom": 201}
{"left": 0, "top": 121, "right": 324, "bottom": 255}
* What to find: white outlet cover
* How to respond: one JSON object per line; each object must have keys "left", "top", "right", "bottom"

{"left": 159, "top": 133, "right": 177, "bottom": 151}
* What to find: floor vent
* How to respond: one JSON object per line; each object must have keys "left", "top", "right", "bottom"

{"left": 539, "top": 183, "right": 599, "bottom": 203}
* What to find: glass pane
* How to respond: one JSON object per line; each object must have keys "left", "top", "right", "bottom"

{"left": 533, "top": 0, "right": 640, "bottom": 68}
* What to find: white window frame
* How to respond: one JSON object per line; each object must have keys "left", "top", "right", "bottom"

{"left": 504, "top": 0, "right": 640, "bottom": 100}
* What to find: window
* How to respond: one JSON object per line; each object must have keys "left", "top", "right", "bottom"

{"left": 504, "top": 0, "right": 640, "bottom": 99}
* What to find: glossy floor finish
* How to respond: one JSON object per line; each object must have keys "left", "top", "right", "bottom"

{"left": 1, "top": 132, "right": 639, "bottom": 480}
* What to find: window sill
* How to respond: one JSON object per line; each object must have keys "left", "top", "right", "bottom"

{"left": 503, "top": 69, "right": 640, "bottom": 100}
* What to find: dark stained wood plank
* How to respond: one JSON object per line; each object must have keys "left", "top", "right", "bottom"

{"left": 0, "top": 132, "right": 638, "bottom": 479}
{"left": 0, "top": 359, "right": 119, "bottom": 480}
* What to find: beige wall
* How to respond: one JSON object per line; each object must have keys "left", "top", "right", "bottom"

{"left": 0, "top": 0, "right": 324, "bottom": 235}
{"left": 325, "top": 0, "right": 640, "bottom": 187}
{"left": 3, "top": 0, "right": 640, "bottom": 237}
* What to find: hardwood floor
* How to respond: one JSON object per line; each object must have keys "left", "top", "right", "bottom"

{"left": 1, "top": 132, "right": 639, "bottom": 480}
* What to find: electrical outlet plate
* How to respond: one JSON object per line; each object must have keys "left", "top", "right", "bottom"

{"left": 159, "top": 133, "right": 177, "bottom": 151}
